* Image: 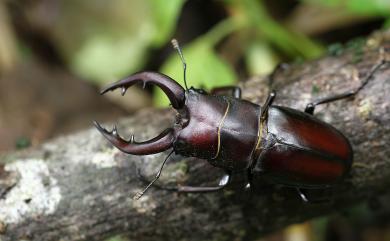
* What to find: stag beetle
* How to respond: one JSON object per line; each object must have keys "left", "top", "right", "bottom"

{"left": 94, "top": 40, "right": 385, "bottom": 201}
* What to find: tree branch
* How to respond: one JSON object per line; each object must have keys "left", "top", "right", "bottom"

{"left": 1, "top": 30, "right": 390, "bottom": 241}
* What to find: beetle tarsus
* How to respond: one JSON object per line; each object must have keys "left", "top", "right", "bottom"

{"left": 137, "top": 168, "right": 178, "bottom": 191}
{"left": 133, "top": 191, "right": 143, "bottom": 200}
{"left": 133, "top": 150, "right": 174, "bottom": 199}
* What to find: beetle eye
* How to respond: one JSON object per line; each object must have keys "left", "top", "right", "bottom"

{"left": 175, "top": 114, "right": 189, "bottom": 127}
{"left": 175, "top": 140, "right": 187, "bottom": 150}
{"left": 175, "top": 114, "right": 181, "bottom": 124}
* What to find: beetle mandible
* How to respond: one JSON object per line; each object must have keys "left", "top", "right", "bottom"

{"left": 94, "top": 40, "right": 385, "bottom": 201}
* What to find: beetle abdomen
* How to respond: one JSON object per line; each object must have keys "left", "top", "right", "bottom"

{"left": 254, "top": 106, "right": 353, "bottom": 188}
{"left": 255, "top": 143, "right": 347, "bottom": 187}
{"left": 267, "top": 106, "right": 353, "bottom": 162}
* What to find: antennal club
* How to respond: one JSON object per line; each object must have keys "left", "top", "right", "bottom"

{"left": 171, "top": 39, "right": 188, "bottom": 90}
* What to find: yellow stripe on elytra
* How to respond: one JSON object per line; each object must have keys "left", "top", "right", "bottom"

{"left": 254, "top": 118, "right": 264, "bottom": 151}
{"left": 212, "top": 101, "right": 230, "bottom": 159}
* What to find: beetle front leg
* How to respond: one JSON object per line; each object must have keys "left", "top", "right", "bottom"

{"left": 210, "top": 86, "right": 242, "bottom": 99}
{"left": 170, "top": 174, "right": 231, "bottom": 193}
{"left": 172, "top": 170, "right": 253, "bottom": 193}
{"left": 137, "top": 171, "right": 231, "bottom": 193}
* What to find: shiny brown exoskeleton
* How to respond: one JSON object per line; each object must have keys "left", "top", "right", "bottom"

{"left": 94, "top": 42, "right": 385, "bottom": 201}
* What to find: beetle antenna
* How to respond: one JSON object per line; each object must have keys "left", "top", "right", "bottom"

{"left": 133, "top": 150, "right": 174, "bottom": 200}
{"left": 171, "top": 39, "right": 189, "bottom": 90}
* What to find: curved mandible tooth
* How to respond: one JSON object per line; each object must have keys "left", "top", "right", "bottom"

{"left": 100, "top": 72, "right": 185, "bottom": 109}
{"left": 93, "top": 121, "right": 175, "bottom": 155}
{"left": 112, "top": 125, "right": 118, "bottom": 137}
{"left": 94, "top": 121, "right": 108, "bottom": 134}
{"left": 121, "top": 87, "right": 126, "bottom": 96}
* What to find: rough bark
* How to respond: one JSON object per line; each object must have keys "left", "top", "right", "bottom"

{"left": 0, "top": 30, "right": 390, "bottom": 241}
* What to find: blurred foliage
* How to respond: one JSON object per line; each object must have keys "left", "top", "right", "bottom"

{"left": 234, "top": 0, "right": 324, "bottom": 59}
{"left": 151, "top": 0, "right": 388, "bottom": 106}
{"left": 0, "top": 2, "right": 18, "bottom": 73}
{"left": 245, "top": 41, "right": 279, "bottom": 76}
{"left": 3, "top": 0, "right": 389, "bottom": 106}
{"left": 61, "top": 0, "right": 185, "bottom": 84}
{"left": 304, "top": 0, "right": 390, "bottom": 15}
{"left": 151, "top": 0, "right": 186, "bottom": 46}
{"left": 384, "top": 18, "right": 390, "bottom": 29}
{"left": 155, "top": 0, "right": 324, "bottom": 106}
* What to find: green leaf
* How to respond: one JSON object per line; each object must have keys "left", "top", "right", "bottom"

{"left": 150, "top": 0, "right": 186, "bottom": 47}
{"left": 303, "top": 0, "right": 390, "bottom": 16}
{"left": 347, "top": 0, "right": 390, "bottom": 15}
{"left": 384, "top": 17, "right": 390, "bottom": 28}
{"left": 58, "top": 0, "right": 185, "bottom": 84}
{"left": 154, "top": 40, "right": 237, "bottom": 107}
{"left": 245, "top": 41, "right": 279, "bottom": 76}
{"left": 71, "top": 35, "right": 149, "bottom": 84}
{"left": 241, "top": 0, "right": 324, "bottom": 59}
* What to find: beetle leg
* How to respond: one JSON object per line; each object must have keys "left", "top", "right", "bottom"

{"left": 133, "top": 150, "right": 174, "bottom": 200}
{"left": 210, "top": 86, "right": 242, "bottom": 99}
{"left": 174, "top": 174, "right": 231, "bottom": 193}
{"left": 260, "top": 91, "right": 276, "bottom": 120}
{"left": 137, "top": 172, "right": 231, "bottom": 193}
{"left": 305, "top": 59, "right": 386, "bottom": 115}
{"left": 174, "top": 170, "right": 253, "bottom": 193}
{"left": 269, "top": 62, "right": 290, "bottom": 86}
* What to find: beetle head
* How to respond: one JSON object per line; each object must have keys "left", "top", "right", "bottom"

{"left": 94, "top": 72, "right": 224, "bottom": 160}
{"left": 173, "top": 88, "right": 226, "bottom": 159}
